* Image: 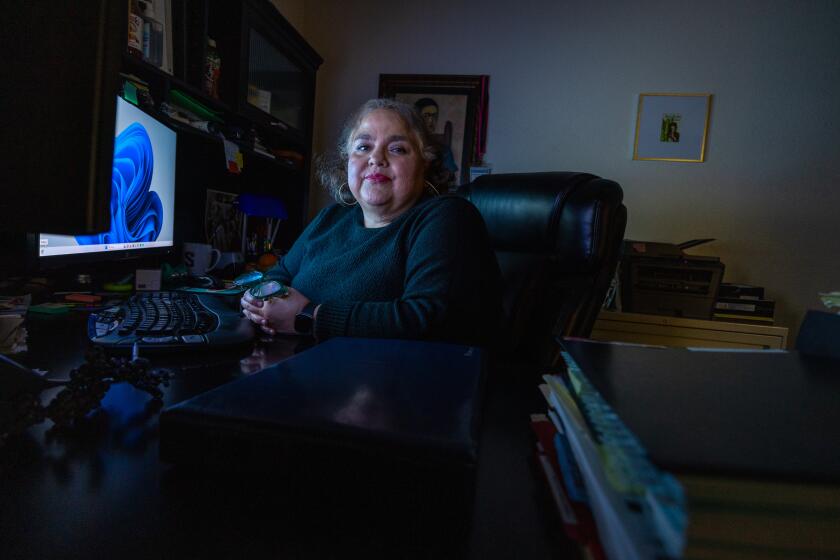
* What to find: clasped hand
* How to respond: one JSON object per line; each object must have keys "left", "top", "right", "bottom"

{"left": 240, "top": 286, "right": 310, "bottom": 336}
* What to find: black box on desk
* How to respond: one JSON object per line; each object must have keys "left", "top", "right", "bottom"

{"left": 620, "top": 240, "right": 724, "bottom": 319}
{"left": 160, "top": 337, "right": 485, "bottom": 520}
{"left": 159, "top": 337, "right": 484, "bottom": 549}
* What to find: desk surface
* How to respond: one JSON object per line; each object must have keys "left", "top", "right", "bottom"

{"left": 562, "top": 338, "right": 840, "bottom": 482}
{"left": 1, "top": 313, "right": 574, "bottom": 559}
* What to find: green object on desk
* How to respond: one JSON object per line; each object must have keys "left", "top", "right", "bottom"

{"left": 232, "top": 270, "right": 264, "bottom": 287}
{"left": 28, "top": 303, "right": 72, "bottom": 314}
{"left": 102, "top": 273, "right": 135, "bottom": 293}
{"left": 103, "top": 282, "right": 133, "bottom": 293}
{"left": 178, "top": 286, "right": 247, "bottom": 296}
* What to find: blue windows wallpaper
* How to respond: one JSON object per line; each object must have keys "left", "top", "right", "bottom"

{"left": 75, "top": 123, "right": 164, "bottom": 245}
{"left": 38, "top": 96, "right": 176, "bottom": 258}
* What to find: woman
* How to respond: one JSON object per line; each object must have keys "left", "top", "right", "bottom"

{"left": 666, "top": 121, "right": 680, "bottom": 142}
{"left": 240, "top": 98, "right": 501, "bottom": 346}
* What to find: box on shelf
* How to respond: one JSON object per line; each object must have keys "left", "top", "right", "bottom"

{"left": 247, "top": 84, "right": 272, "bottom": 114}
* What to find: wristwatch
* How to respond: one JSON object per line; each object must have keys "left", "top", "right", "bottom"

{"left": 294, "top": 302, "right": 318, "bottom": 335}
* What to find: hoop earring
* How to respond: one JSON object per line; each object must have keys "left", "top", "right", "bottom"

{"left": 337, "top": 183, "right": 357, "bottom": 206}
{"left": 424, "top": 180, "right": 440, "bottom": 196}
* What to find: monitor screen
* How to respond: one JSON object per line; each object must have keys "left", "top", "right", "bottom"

{"left": 38, "top": 96, "right": 177, "bottom": 259}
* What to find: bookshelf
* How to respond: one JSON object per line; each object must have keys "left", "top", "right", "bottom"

{"left": 591, "top": 310, "right": 789, "bottom": 349}
{"left": 121, "top": 0, "right": 322, "bottom": 253}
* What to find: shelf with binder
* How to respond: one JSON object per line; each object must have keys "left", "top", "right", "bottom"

{"left": 119, "top": 0, "right": 321, "bottom": 253}
{"left": 159, "top": 115, "right": 306, "bottom": 176}
{"left": 123, "top": 4, "right": 314, "bottom": 155}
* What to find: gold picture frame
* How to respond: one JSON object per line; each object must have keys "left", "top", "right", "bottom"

{"left": 633, "top": 93, "right": 712, "bottom": 162}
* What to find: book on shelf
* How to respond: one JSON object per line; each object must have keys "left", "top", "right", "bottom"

{"left": 714, "top": 297, "right": 775, "bottom": 321}
{"left": 714, "top": 284, "right": 776, "bottom": 323}
{"left": 130, "top": 0, "right": 173, "bottom": 74}
{"left": 717, "top": 283, "right": 765, "bottom": 300}
{"left": 155, "top": 0, "right": 174, "bottom": 74}
{"left": 543, "top": 338, "right": 840, "bottom": 560}
{"left": 714, "top": 298, "right": 774, "bottom": 315}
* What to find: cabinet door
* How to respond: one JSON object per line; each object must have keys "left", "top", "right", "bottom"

{"left": 238, "top": 2, "right": 319, "bottom": 142}
{"left": 246, "top": 28, "right": 309, "bottom": 133}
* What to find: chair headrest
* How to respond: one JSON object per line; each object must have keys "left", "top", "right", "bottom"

{"left": 458, "top": 171, "right": 624, "bottom": 270}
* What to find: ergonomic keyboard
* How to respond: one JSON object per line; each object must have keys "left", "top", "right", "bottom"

{"left": 88, "top": 291, "right": 255, "bottom": 351}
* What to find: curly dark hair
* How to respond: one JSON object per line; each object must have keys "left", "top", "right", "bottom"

{"left": 316, "top": 98, "right": 449, "bottom": 205}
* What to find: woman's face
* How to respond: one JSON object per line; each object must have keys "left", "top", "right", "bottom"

{"left": 347, "top": 109, "right": 426, "bottom": 226}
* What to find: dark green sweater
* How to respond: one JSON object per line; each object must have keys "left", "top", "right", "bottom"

{"left": 268, "top": 195, "right": 502, "bottom": 346}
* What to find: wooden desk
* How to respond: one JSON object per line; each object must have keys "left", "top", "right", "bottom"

{"left": 0, "top": 313, "right": 573, "bottom": 559}
{"left": 591, "top": 310, "right": 789, "bottom": 349}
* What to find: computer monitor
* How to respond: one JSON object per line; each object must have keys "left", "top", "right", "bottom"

{"left": 37, "top": 96, "right": 177, "bottom": 264}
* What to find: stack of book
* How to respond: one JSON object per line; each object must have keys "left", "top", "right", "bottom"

{"left": 530, "top": 412, "right": 603, "bottom": 557}
{"left": 533, "top": 352, "right": 686, "bottom": 559}
{"left": 713, "top": 283, "right": 776, "bottom": 323}
{"left": 533, "top": 339, "right": 840, "bottom": 559}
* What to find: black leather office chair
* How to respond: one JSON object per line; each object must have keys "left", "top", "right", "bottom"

{"left": 459, "top": 172, "right": 627, "bottom": 363}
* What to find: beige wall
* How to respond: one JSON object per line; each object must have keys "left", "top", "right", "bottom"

{"left": 269, "top": 0, "right": 304, "bottom": 36}
{"left": 275, "top": 0, "right": 840, "bottom": 343}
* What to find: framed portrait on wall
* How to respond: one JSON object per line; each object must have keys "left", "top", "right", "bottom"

{"left": 379, "top": 74, "right": 489, "bottom": 190}
{"left": 633, "top": 93, "right": 712, "bottom": 162}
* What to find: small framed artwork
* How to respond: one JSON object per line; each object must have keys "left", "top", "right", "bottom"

{"left": 633, "top": 93, "right": 712, "bottom": 162}
{"left": 205, "top": 189, "right": 243, "bottom": 252}
{"left": 379, "top": 74, "right": 489, "bottom": 189}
